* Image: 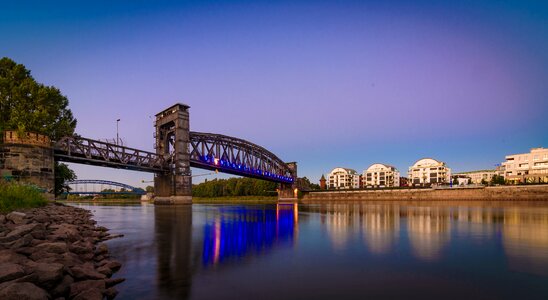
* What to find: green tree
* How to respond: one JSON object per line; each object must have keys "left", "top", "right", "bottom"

{"left": 192, "top": 177, "right": 277, "bottom": 197}
{"left": 300, "top": 176, "right": 320, "bottom": 190}
{"left": 54, "top": 163, "right": 76, "bottom": 196}
{"left": 145, "top": 185, "right": 154, "bottom": 192}
{"left": 0, "top": 57, "right": 77, "bottom": 139}
{"left": 1, "top": 57, "right": 78, "bottom": 195}
{"left": 490, "top": 175, "right": 505, "bottom": 185}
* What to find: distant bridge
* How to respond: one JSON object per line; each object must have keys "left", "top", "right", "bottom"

{"left": 64, "top": 179, "right": 146, "bottom": 195}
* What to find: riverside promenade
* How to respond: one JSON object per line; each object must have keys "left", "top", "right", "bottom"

{"left": 302, "top": 185, "right": 548, "bottom": 201}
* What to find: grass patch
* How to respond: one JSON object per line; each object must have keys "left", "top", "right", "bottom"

{"left": 193, "top": 196, "right": 277, "bottom": 204}
{"left": 0, "top": 182, "right": 48, "bottom": 213}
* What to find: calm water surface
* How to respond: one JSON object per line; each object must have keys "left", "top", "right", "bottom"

{"left": 74, "top": 202, "right": 548, "bottom": 300}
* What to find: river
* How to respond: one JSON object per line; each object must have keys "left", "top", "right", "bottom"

{"left": 73, "top": 201, "right": 548, "bottom": 299}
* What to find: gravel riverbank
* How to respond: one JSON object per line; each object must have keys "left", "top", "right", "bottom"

{"left": 0, "top": 203, "right": 124, "bottom": 300}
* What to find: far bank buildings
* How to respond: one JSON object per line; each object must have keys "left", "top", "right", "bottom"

{"left": 322, "top": 147, "right": 548, "bottom": 190}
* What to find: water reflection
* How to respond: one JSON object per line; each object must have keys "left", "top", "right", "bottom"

{"left": 407, "top": 207, "right": 450, "bottom": 260}
{"left": 303, "top": 202, "right": 548, "bottom": 269}
{"left": 362, "top": 205, "right": 400, "bottom": 254}
{"left": 78, "top": 201, "right": 548, "bottom": 299}
{"left": 155, "top": 206, "right": 194, "bottom": 299}
{"left": 201, "top": 204, "right": 298, "bottom": 266}
{"left": 502, "top": 206, "right": 548, "bottom": 276}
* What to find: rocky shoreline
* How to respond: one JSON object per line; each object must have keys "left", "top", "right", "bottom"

{"left": 0, "top": 203, "right": 124, "bottom": 300}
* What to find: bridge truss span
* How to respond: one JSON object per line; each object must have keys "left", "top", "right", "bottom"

{"left": 65, "top": 179, "right": 145, "bottom": 195}
{"left": 54, "top": 136, "right": 168, "bottom": 173}
{"left": 189, "top": 131, "right": 294, "bottom": 183}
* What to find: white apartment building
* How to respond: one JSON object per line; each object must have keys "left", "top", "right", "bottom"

{"left": 408, "top": 158, "right": 451, "bottom": 186}
{"left": 502, "top": 147, "right": 548, "bottom": 184}
{"left": 453, "top": 170, "right": 496, "bottom": 184}
{"left": 362, "top": 163, "right": 400, "bottom": 188}
{"left": 327, "top": 167, "right": 360, "bottom": 189}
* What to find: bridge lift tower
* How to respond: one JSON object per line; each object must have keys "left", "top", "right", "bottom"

{"left": 154, "top": 103, "right": 192, "bottom": 204}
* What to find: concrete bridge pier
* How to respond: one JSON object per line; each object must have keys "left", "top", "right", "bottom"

{"left": 153, "top": 103, "right": 192, "bottom": 205}
{"left": 278, "top": 162, "right": 298, "bottom": 203}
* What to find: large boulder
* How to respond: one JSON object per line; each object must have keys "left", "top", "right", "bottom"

{"left": 9, "top": 233, "right": 34, "bottom": 249}
{"left": 95, "top": 243, "right": 108, "bottom": 256}
{"left": 50, "top": 223, "right": 81, "bottom": 242}
{"left": 6, "top": 223, "right": 40, "bottom": 239}
{"left": 6, "top": 212, "right": 27, "bottom": 224}
{"left": 0, "top": 249, "right": 30, "bottom": 264}
{"left": 102, "top": 260, "right": 122, "bottom": 272}
{"left": 35, "top": 242, "right": 67, "bottom": 254}
{"left": 51, "top": 274, "right": 74, "bottom": 298}
{"left": 70, "top": 265, "right": 106, "bottom": 280}
{"left": 69, "top": 279, "right": 105, "bottom": 298}
{"left": 0, "top": 282, "right": 49, "bottom": 300}
{"left": 73, "top": 288, "right": 103, "bottom": 300}
{"left": 0, "top": 263, "right": 25, "bottom": 283}
{"left": 31, "top": 262, "right": 64, "bottom": 289}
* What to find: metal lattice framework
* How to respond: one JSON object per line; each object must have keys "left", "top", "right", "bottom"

{"left": 53, "top": 133, "right": 294, "bottom": 183}
{"left": 65, "top": 179, "right": 145, "bottom": 195}
{"left": 189, "top": 131, "right": 294, "bottom": 183}
{"left": 54, "top": 136, "right": 168, "bottom": 173}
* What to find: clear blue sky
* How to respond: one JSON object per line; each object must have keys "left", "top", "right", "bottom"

{"left": 1, "top": 0, "right": 547, "bottom": 187}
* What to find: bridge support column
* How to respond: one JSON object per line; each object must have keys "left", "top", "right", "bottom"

{"left": 278, "top": 162, "right": 298, "bottom": 203}
{"left": 153, "top": 104, "right": 192, "bottom": 205}
{"left": 0, "top": 131, "right": 54, "bottom": 199}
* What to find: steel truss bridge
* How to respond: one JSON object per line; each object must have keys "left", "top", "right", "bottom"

{"left": 64, "top": 179, "right": 146, "bottom": 195}
{"left": 54, "top": 132, "right": 294, "bottom": 184}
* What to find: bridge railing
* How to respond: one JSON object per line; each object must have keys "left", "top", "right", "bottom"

{"left": 54, "top": 136, "right": 168, "bottom": 173}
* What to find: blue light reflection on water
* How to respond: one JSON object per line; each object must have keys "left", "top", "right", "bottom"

{"left": 201, "top": 204, "right": 296, "bottom": 266}
{"left": 75, "top": 202, "right": 548, "bottom": 300}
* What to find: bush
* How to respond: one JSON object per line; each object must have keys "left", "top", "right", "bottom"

{"left": 0, "top": 182, "right": 48, "bottom": 212}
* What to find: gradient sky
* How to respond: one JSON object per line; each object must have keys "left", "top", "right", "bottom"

{"left": 1, "top": 0, "right": 547, "bottom": 187}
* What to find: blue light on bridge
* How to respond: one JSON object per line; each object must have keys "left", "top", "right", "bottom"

{"left": 198, "top": 156, "right": 293, "bottom": 183}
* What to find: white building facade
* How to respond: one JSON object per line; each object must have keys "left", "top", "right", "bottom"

{"left": 327, "top": 167, "right": 360, "bottom": 189}
{"left": 362, "top": 163, "right": 400, "bottom": 188}
{"left": 453, "top": 170, "right": 496, "bottom": 184}
{"left": 408, "top": 158, "right": 451, "bottom": 186}
{"left": 502, "top": 147, "right": 548, "bottom": 184}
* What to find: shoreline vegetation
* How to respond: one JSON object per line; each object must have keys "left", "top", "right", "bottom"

{"left": 0, "top": 182, "right": 48, "bottom": 213}
{"left": 193, "top": 196, "right": 277, "bottom": 204}
{"left": 61, "top": 196, "right": 279, "bottom": 205}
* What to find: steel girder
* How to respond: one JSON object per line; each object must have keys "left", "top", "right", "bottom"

{"left": 54, "top": 136, "right": 168, "bottom": 173}
{"left": 189, "top": 131, "right": 294, "bottom": 183}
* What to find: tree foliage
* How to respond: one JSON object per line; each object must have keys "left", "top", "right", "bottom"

{"left": 54, "top": 163, "right": 76, "bottom": 196}
{"left": 0, "top": 57, "right": 76, "bottom": 140}
{"left": 1, "top": 57, "right": 78, "bottom": 195}
{"left": 300, "top": 176, "right": 320, "bottom": 190}
{"left": 490, "top": 175, "right": 506, "bottom": 185}
{"left": 192, "top": 177, "right": 278, "bottom": 197}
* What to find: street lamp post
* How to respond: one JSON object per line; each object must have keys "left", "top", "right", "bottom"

{"left": 116, "top": 119, "right": 120, "bottom": 146}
